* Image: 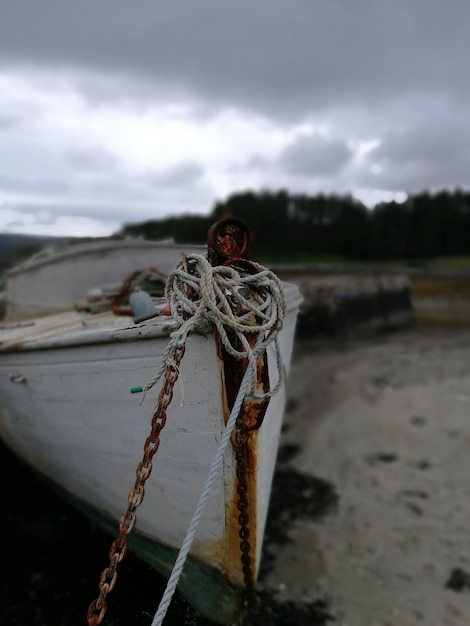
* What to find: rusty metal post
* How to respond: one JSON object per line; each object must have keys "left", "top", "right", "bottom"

{"left": 207, "top": 218, "right": 269, "bottom": 607}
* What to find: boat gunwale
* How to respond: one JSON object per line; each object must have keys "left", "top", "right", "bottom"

{"left": 5, "top": 238, "right": 207, "bottom": 277}
{"left": 0, "top": 283, "right": 302, "bottom": 354}
{"left": 0, "top": 314, "right": 177, "bottom": 353}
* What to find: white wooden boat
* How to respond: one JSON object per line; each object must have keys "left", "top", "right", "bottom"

{"left": 4, "top": 237, "right": 205, "bottom": 320}
{"left": 0, "top": 220, "right": 301, "bottom": 624}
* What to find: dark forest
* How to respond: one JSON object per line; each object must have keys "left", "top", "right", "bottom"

{"left": 120, "top": 189, "right": 470, "bottom": 262}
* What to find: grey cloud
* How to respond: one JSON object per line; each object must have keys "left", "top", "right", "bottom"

{"left": 4, "top": 201, "right": 155, "bottom": 225}
{"left": 244, "top": 154, "right": 271, "bottom": 172}
{"left": 0, "top": 171, "right": 73, "bottom": 196}
{"left": 146, "top": 162, "right": 205, "bottom": 187}
{"left": 1, "top": 144, "right": 212, "bottom": 222}
{"left": 64, "top": 143, "right": 119, "bottom": 171}
{"left": 358, "top": 112, "right": 470, "bottom": 192}
{"left": 0, "top": 168, "right": 135, "bottom": 202}
{"left": 4, "top": 167, "right": 215, "bottom": 227}
{"left": 1, "top": 0, "right": 470, "bottom": 223}
{"left": 0, "top": 111, "right": 22, "bottom": 130}
{"left": 1, "top": 1, "right": 469, "bottom": 119}
{"left": 278, "top": 134, "right": 353, "bottom": 177}
{"left": 2, "top": 220, "right": 27, "bottom": 228}
{"left": 5, "top": 191, "right": 213, "bottom": 227}
{"left": 34, "top": 212, "right": 56, "bottom": 225}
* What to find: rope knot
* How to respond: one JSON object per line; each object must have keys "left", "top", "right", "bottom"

{"left": 141, "top": 253, "right": 287, "bottom": 400}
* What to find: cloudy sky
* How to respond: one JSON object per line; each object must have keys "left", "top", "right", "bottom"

{"left": 1, "top": 1, "right": 469, "bottom": 237}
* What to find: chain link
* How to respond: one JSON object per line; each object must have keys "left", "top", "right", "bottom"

{"left": 234, "top": 418, "right": 258, "bottom": 608}
{"left": 87, "top": 343, "right": 186, "bottom": 626}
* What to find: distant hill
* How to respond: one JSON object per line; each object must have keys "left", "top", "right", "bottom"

{"left": 0, "top": 233, "right": 80, "bottom": 271}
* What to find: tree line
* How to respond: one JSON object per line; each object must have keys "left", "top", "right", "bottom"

{"left": 120, "top": 189, "right": 470, "bottom": 261}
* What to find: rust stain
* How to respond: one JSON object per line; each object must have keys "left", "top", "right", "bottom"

{"left": 228, "top": 427, "right": 259, "bottom": 591}
{"left": 207, "top": 218, "right": 250, "bottom": 265}
{"left": 5, "top": 341, "right": 25, "bottom": 351}
{"left": 217, "top": 331, "right": 270, "bottom": 430}
{"left": 215, "top": 330, "right": 267, "bottom": 593}
{"left": 208, "top": 217, "right": 269, "bottom": 597}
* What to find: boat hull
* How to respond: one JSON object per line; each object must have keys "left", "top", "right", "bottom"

{"left": 0, "top": 284, "right": 301, "bottom": 622}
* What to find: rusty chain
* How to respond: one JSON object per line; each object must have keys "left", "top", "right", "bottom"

{"left": 86, "top": 220, "right": 283, "bottom": 624}
{"left": 87, "top": 342, "right": 186, "bottom": 626}
{"left": 234, "top": 417, "right": 258, "bottom": 608}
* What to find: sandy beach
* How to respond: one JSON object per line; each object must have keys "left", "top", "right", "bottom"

{"left": 265, "top": 324, "right": 470, "bottom": 626}
{"left": 2, "top": 324, "right": 470, "bottom": 625}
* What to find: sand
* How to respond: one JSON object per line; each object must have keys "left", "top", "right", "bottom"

{"left": 261, "top": 325, "right": 470, "bottom": 626}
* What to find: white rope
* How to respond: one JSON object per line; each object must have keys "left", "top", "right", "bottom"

{"left": 141, "top": 255, "right": 286, "bottom": 624}
{"left": 141, "top": 253, "right": 286, "bottom": 401}
{"left": 150, "top": 340, "right": 260, "bottom": 626}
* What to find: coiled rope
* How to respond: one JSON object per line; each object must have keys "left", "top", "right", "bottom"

{"left": 147, "top": 254, "right": 287, "bottom": 625}
{"left": 141, "top": 253, "right": 287, "bottom": 401}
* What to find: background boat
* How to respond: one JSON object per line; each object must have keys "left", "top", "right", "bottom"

{"left": 3, "top": 237, "right": 205, "bottom": 321}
